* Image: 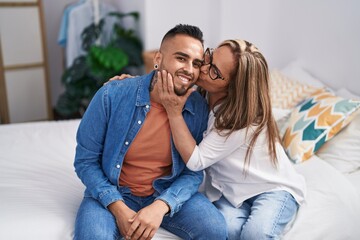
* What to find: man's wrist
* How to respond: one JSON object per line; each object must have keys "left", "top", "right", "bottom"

{"left": 154, "top": 199, "right": 171, "bottom": 216}
{"left": 108, "top": 200, "right": 127, "bottom": 215}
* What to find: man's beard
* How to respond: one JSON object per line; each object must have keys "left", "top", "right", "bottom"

{"left": 150, "top": 69, "right": 195, "bottom": 96}
{"left": 173, "top": 69, "right": 195, "bottom": 96}
{"left": 174, "top": 82, "right": 195, "bottom": 96}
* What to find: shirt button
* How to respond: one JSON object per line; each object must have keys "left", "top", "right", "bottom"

{"left": 137, "top": 120, "right": 142, "bottom": 124}
{"left": 146, "top": 105, "right": 150, "bottom": 109}
{"left": 116, "top": 164, "right": 120, "bottom": 169}
{"left": 125, "top": 141, "right": 129, "bottom": 145}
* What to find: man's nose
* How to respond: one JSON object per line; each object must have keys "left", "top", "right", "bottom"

{"left": 183, "top": 62, "right": 195, "bottom": 73}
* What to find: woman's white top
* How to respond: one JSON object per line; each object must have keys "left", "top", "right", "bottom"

{"left": 187, "top": 109, "right": 306, "bottom": 208}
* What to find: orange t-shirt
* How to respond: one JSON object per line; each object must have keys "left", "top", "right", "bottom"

{"left": 119, "top": 101, "right": 172, "bottom": 196}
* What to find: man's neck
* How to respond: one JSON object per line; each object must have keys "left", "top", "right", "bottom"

{"left": 149, "top": 73, "right": 161, "bottom": 104}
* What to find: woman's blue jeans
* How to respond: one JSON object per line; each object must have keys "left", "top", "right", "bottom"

{"left": 74, "top": 187, "right": 227, "bottom": 240}
{"left": 213, "top": 190, "right": 299, "bottom": 240}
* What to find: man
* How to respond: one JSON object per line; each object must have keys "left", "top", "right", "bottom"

{"left": 74, "top": 24, "right": 227, "bottom": 240}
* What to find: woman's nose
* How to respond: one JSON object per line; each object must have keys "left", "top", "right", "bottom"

{"left": 200, "top": 64, "right": 209, "bottom": 74}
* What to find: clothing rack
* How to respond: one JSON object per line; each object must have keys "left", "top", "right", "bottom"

{"left": 59, "top": 0, "right": 117, "bottom": 67}
{"left": 91, "top": 0, "right": 100, "bottom": 44}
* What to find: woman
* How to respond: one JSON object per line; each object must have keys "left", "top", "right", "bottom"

{"left": 155, "top": 39, "right": 306, "bottom": 240}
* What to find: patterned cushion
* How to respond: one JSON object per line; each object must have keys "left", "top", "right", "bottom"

{"left": 270, "top": 70, "right": 320, "bottom": 109}
{"left": 282, "top": 89, "right": 360, "bottom": 163}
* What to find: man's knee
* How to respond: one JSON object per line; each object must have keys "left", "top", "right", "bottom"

{"left": 75, "top": 224, "right": 118, "bottom": 240}
{"left": 74, "top": 198, "right": 119, "bottom": 240}
{"left": 198, "top": 204, "right": 228, "bottom": 239}
{"left": 202, "top": 219, "right": 228, "bottom": 239}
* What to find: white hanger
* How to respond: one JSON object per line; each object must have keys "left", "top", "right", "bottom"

{"left": 92, "top": 0, "right": 101, "bottom": 45}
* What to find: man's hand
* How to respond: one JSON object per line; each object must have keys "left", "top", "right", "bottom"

{"left": 126, "top": 200, "right": 170, "bottom": 240}
{"left": 103, "top": 74, "right": 136, "bottom": 85}
{"left": 108, "top": 200, "right": 137, "bottom": 238}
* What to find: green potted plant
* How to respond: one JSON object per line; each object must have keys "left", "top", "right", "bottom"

{"left": 55, "top": 12, "right": 143, "bottom": 118}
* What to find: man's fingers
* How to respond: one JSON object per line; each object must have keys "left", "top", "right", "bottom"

{"left": 131, "top": 224, "right": 146, "bottom": 240}
{"left": 126, "top": 221, "right": 139, "bottom": 239}
{"left": 147, "top": 229, "right": 156, "bottom": 240}
{"left": 141, "top": 227, "right": 153, "bottom": 240}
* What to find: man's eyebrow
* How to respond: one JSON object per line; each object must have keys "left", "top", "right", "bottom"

{"left": 173, "top": 52, "right": 190, "bottom": 58}
{"left": 193, "top": 59, "right": 203, "bottom": 64}
{"left": 174, "top": 51, "right": 203, "bottom": 63}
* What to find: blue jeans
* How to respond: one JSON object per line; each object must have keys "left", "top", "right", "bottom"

{"left": 74, "top": 187, "right": 227, "bottom": 240}
{"left": 213, "top": 191, "right": 299, "bottom": 240}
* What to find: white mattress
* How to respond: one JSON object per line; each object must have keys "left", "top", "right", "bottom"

{"left": 1, "top": 120, "right": 360, "bottom": 239}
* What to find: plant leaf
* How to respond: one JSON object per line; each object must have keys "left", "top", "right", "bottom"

{"left": 89, "top": 45, "right": 129, "bottom": 72}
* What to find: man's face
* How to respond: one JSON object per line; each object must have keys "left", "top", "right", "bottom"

{"left": 157, "top": 35, "right": 204, "bottom": 96}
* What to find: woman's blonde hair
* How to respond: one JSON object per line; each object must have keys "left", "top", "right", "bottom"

{"left": 213, "top": 39, "right": 280, "bottom": 169}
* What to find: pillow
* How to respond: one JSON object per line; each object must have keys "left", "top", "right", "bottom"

{"left": 270, "top": 69, "right": 321, "bottom": 109}
{"left": 272, "top": 108, "right": 291, "bottom": 136}
{"left": 272, "top": 108, "right": 291, "bottom": 121}
{"left": 280, "top": 60, "right": 325, "bottom": 88}
{"left": 282, "top": 89, "right": 360, "bottom": 163}
{"left": 316, "top": 111, "right": 360, "bottom": 173}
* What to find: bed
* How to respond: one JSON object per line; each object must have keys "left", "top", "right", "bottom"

{"left": 1, "top": 66, "right": 360, "bottom": 239}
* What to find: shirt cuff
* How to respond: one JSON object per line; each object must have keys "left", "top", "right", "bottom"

{"left": 98, "top": 189, "right": 124, "bottom": 209}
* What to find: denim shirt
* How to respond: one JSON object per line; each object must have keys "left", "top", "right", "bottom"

{"left": 74, "top": 71, "right": 209, "bottom": 216}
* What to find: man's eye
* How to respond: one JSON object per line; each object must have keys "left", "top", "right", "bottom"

{"left": 177, "top": 57, "right": 185, "bottom": 61}
{"left": 193, "top": 62, "right": 202, "bottom": 68}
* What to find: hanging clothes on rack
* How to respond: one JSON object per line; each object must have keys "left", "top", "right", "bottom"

{"left": 92, "top": 0, "right": 101, "bottom": 45}
{"left": 57, "top": 0, "right": 86, "bottom": 47}
{"left": 58, "top": 0, "right": 117, "bottom": 68}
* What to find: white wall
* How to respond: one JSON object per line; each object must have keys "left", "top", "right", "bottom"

{"left": 111, "top": 0, "right": 145, "bottom": 44}
{"left": 219, "top": 0, "right": 360, "bottom": 94}
{"left": 141, "top": 0, "right": 220, "bottom": 50}
{"left": 43, "top": 0, "right": 360, "bottom": 108}
{"left": 42, "top": 0, "right": 74, "bottom": 107}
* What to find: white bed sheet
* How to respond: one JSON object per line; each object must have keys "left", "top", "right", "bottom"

{"left": 0, "top": 120, "right": 83, "bottom": 239}
{"left": 1, "top": 120, "right": 359, "bottom": 239}
{"left": 284, "top": 156, "right": 360, "bottom": 240}
{"left": 345, "top": 170, "right": 360, "bottom": 196}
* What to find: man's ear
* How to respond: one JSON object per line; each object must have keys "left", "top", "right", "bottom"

{"left": 153, "top": 51, "right": 162, "bottom": 68}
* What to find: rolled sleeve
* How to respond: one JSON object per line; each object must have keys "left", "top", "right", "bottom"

{"left": 186, "top": 146, "right": 204, "bottom": 171}
{"left": 98, "top": 189, "right": 124, "bottom": 208}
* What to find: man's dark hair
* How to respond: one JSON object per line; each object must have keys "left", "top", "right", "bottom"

{"left": 161, "top": 24, "right": 204, "bottom": 46}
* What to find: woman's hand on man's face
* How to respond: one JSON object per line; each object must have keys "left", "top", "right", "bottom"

{"left": 156, "top": 70, "right": 195, "bottom": 118}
